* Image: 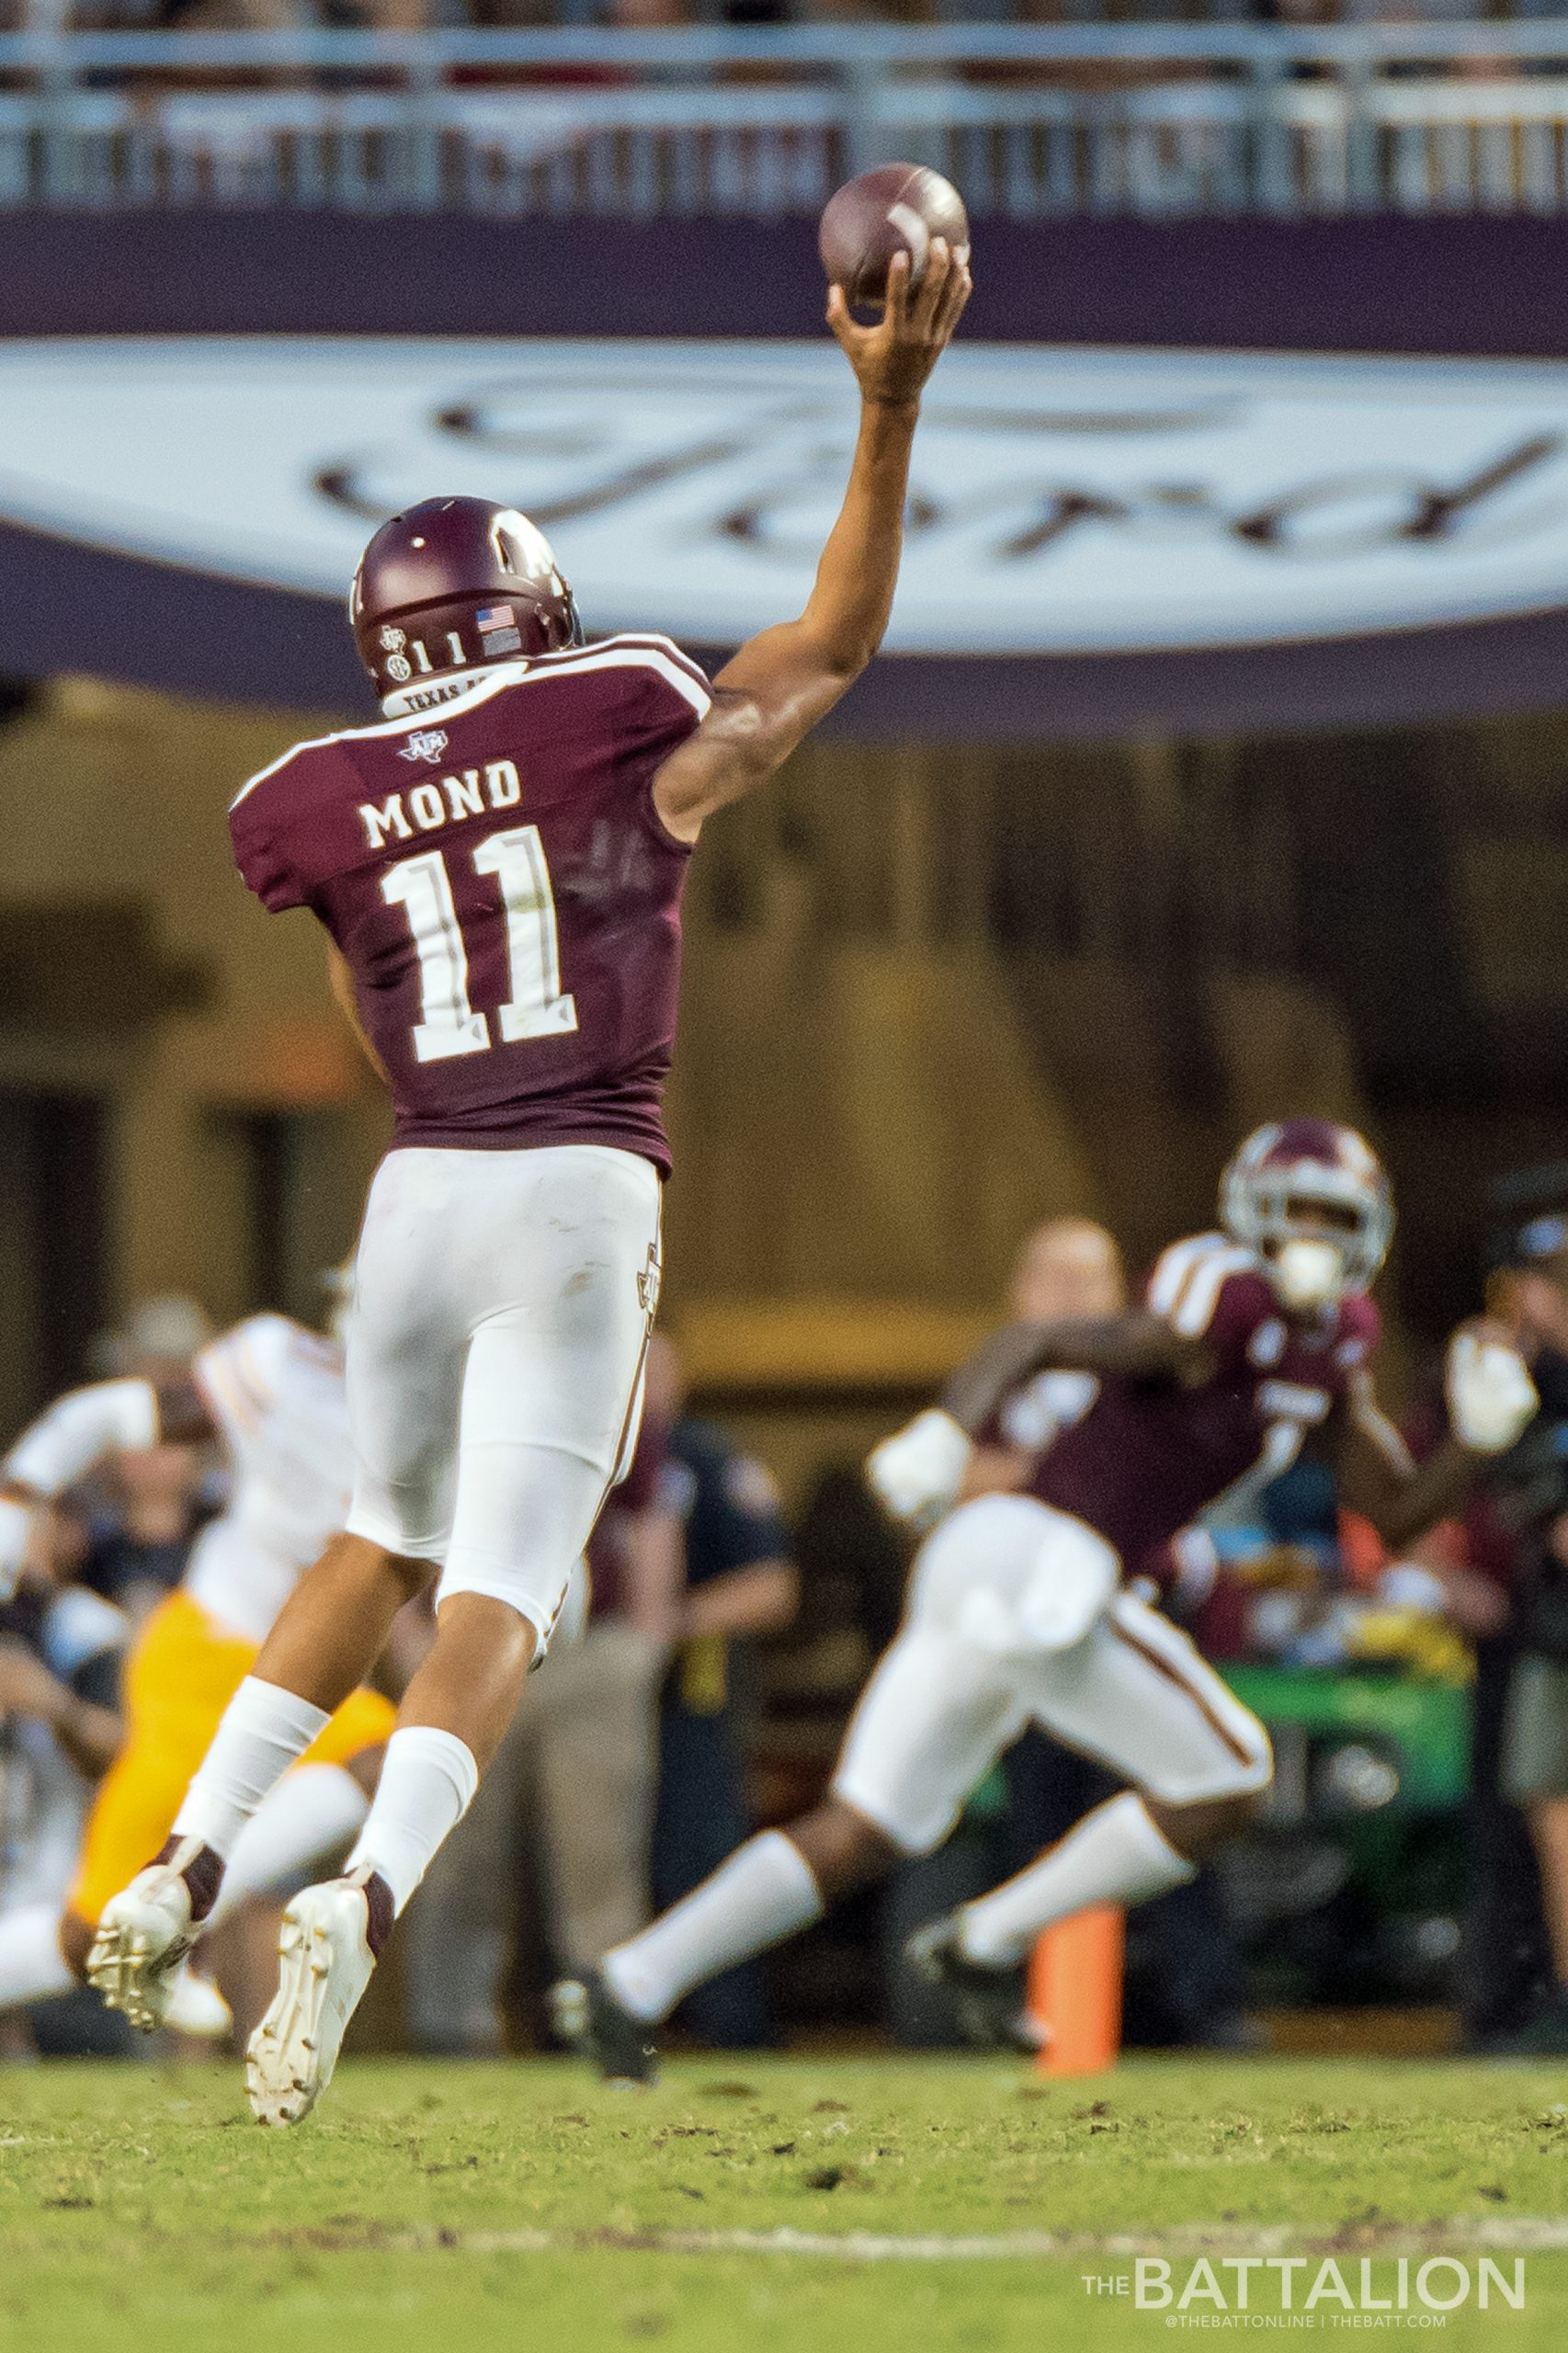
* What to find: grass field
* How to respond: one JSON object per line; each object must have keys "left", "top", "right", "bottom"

{"left": 4, "top": 2053, "right": 1568, "bottom": 2350}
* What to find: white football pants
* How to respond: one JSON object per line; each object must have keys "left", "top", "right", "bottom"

{"left": 833, "top": 1492, "right": 1273, "bottom": 1855}
{"left": 344, "top": 1142, "right": 660, "bottom": 1650}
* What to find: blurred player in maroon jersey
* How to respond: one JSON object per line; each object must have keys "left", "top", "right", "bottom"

{"left": 559, "top": 1121, "right": 1539, "bottom": 2075}
{"left": 960, "top": 1216, "right": 1126, "bottom": 1502}
{"left": 87, "top": 239, "right": 971, "bottom": 2124}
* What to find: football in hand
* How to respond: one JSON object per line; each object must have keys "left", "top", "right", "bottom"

{"left": 818, "top": 164, "right": 970, "bottom": 312}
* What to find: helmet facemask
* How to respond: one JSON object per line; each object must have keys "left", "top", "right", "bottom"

{"left": 1221, "top": 1131, "right": 1393, "bottom": 1312}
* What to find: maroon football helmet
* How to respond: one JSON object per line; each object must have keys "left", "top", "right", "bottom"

{"left": 1221, "top": 1118, "right": 1393, "bottom": 1298}
{"left": 350, "top": 496, "right": 583, "bottom": 700}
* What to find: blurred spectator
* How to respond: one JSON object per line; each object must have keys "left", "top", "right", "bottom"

{"left": 0, "top": 1506, "right": 129, "bottom": 2063}
{"left": 75, "top": 1296, "right": 217, "bottom": 1622}
{"left": 961, "top": 1216, "right": 1127, "bottom": 1499}
{"left": 401, "top": 1393, "right": 683, "bottom": 2054}
{"left": 1392, "top": 1192, "right": 1568, "bottom": 2049}
{"left": 647, "top": 1335, "right": 799, "bottom": 2047}
{"left": 86, "top": 1293, "right": 213, "bottom": 1387}
{"left": 78, "top": 1444, "right": 210, "bottom": 1622}
{"left": 1465, "top": 1211, "right": 1568, "bottom": 2052}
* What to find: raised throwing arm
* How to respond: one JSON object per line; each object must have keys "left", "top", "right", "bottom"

{"left": 652, "top": 242, "right": 972, "bottom": 846}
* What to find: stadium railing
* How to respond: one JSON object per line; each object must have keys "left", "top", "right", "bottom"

{"left": 9, "top": 22, "right": 1568, "bottom": 215}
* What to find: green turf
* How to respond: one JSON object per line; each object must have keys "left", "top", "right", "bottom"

{"left": 3, "top": 2054, "right": 1567, "bottom": 2350}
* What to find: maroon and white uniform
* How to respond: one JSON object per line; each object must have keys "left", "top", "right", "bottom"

{"left": 228, "top": 638, "right": 710, "bottom": 1642}
{"left": 1032, "top": 1233, "right": 1380, "bottom": 1566}
{"left": 833, "top": 1233, "right": 1358, "bottom": 1853}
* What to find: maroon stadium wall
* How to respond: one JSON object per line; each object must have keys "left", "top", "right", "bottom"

{"left": 5, "top": 213, "right": 1567, "bottom": 351}
{"left": 4, "top": 212, "right": 1568, "bottom": 737}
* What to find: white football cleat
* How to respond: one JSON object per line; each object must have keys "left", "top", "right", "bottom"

{"left": 245, "top": 1872, "right": 384, "bottom": 2128}
{"left": 86, "top": 1859, "right": 203, "bottom": 2032}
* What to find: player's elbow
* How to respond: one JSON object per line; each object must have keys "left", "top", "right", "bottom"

{"left": 819, "top": 627, "right": 881, "bottom": 684}
{"left": 795, "top": 607, "right": 884, "bottom": 687}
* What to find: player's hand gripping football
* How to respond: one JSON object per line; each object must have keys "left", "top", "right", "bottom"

{"left": 826, "top": 238, "right": 972, "bottom": 410}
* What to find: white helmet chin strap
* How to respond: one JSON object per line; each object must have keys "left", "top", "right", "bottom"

{"left": 1272, "top": 1236, "right": 1347, "bottom": 1313}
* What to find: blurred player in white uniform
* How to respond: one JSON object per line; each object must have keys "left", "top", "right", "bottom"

{"left": 0, "top": 1311, "right": 394, "bottom": 2023}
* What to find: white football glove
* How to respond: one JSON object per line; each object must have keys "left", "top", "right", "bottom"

{"left": 865, "top": 1409, "right": 974, "bottom": 1532}
{"left": 0, "top": 1495, "right": 33, "bottom": 1605}
{"left": 1446, "top": 1327, "right": 1539, "bottom": 1455}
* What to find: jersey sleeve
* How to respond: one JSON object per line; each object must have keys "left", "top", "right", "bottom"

{"left": 193, "top": 1313, "right": 301, "bottom": 1446}
{"left": 1145, "top": 1234, "right": 1267, "bottom": 1357}
{"left": 230, "top": 773, "right": 305, "bottom": 910}
{"left": 599, "top": 639, "right": 712, "bottom": 830}
{"left": 229, "top": 739, "right": 363, "bottom": 912}
{"left": 1336, "top": 1293, "right": 1381, "bottom": 1372}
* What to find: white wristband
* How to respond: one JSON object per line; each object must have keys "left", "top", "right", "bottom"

{"left": 4, "top": 1378, "right": 161, "bottom": 1499}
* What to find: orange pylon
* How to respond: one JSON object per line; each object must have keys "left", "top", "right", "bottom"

{"left": 1026, "top": 1904, "right": 1125, "bottom": 2076}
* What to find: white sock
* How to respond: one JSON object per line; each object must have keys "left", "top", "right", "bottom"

{"left": 958, "top": 1793, "right": 1197, "bottom": 1968}
{"left": 344, "top": 1726, "right": 479, "bottom": 1916}
{"left": 207, "top": 1763, "right": 370, "bottom": 1928}
{"left": 0, "top": 1903, "right": 74, "bottom": 2011}
{"left": 601, "top": 1830, "right": 824, "bottom": 2026}
{"left": 171, "top": 1677, "right": 332, "bottom": 1859}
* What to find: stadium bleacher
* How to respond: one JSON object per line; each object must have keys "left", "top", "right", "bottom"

{"left": 8, "top": 17, "right": 1568, "bottom": 214}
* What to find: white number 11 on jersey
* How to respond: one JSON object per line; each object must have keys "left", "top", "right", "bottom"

{"left": 381, "top": 825, "right": 579, "bottom": 1063}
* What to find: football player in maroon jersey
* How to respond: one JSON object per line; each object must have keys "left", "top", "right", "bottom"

{"left": 85, "top": 240, "right": 972, "bottom": 2123}
{"left": 557, "top": 1121, "right": 1539, "bottom": 2075}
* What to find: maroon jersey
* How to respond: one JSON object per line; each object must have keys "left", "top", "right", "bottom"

{"left": 228, "top": 636, "right": 711, "bottom": 1174}
{"left": 1030, "top": 1232, "right": 1381, "bottom": 1568}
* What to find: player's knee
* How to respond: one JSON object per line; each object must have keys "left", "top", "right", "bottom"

{"left": 384, "top": 1548, "right": 440, "bottom": 1603}
{"left": 313, "top": 1532, "right": 435, "bottom": 1605}
{"left": 789, "top": 1799, "right": 902, "bottom": 1902}
{"left": 58, "top": 1910, "right": 93, "bottom": 1982}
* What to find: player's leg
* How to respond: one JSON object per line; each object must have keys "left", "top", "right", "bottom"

{"left": 247, "top": 1144, "right": 660, "bottom": 2124}
{"left": 90, "top": 1154, "right": 469, "bottom": 2024}
{"left": 917, "top": 1578, "right": 1271, "bottom": 2006}
{"left": 205, "top": 1686, "right": 392, "bottom": 1935}
{"left": 85, "top": 1568, "right": 416, "bottom": 2025}
{"left": 74, "top": 1592, "right": 256, "bottom": 2020}
{"left": 560, "top": 1498, "right": 1035, "bottom": 2079}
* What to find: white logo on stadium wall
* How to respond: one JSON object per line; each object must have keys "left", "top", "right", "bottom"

{"left": 1, "top": 338, "right": 1568, "bottom": 654}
